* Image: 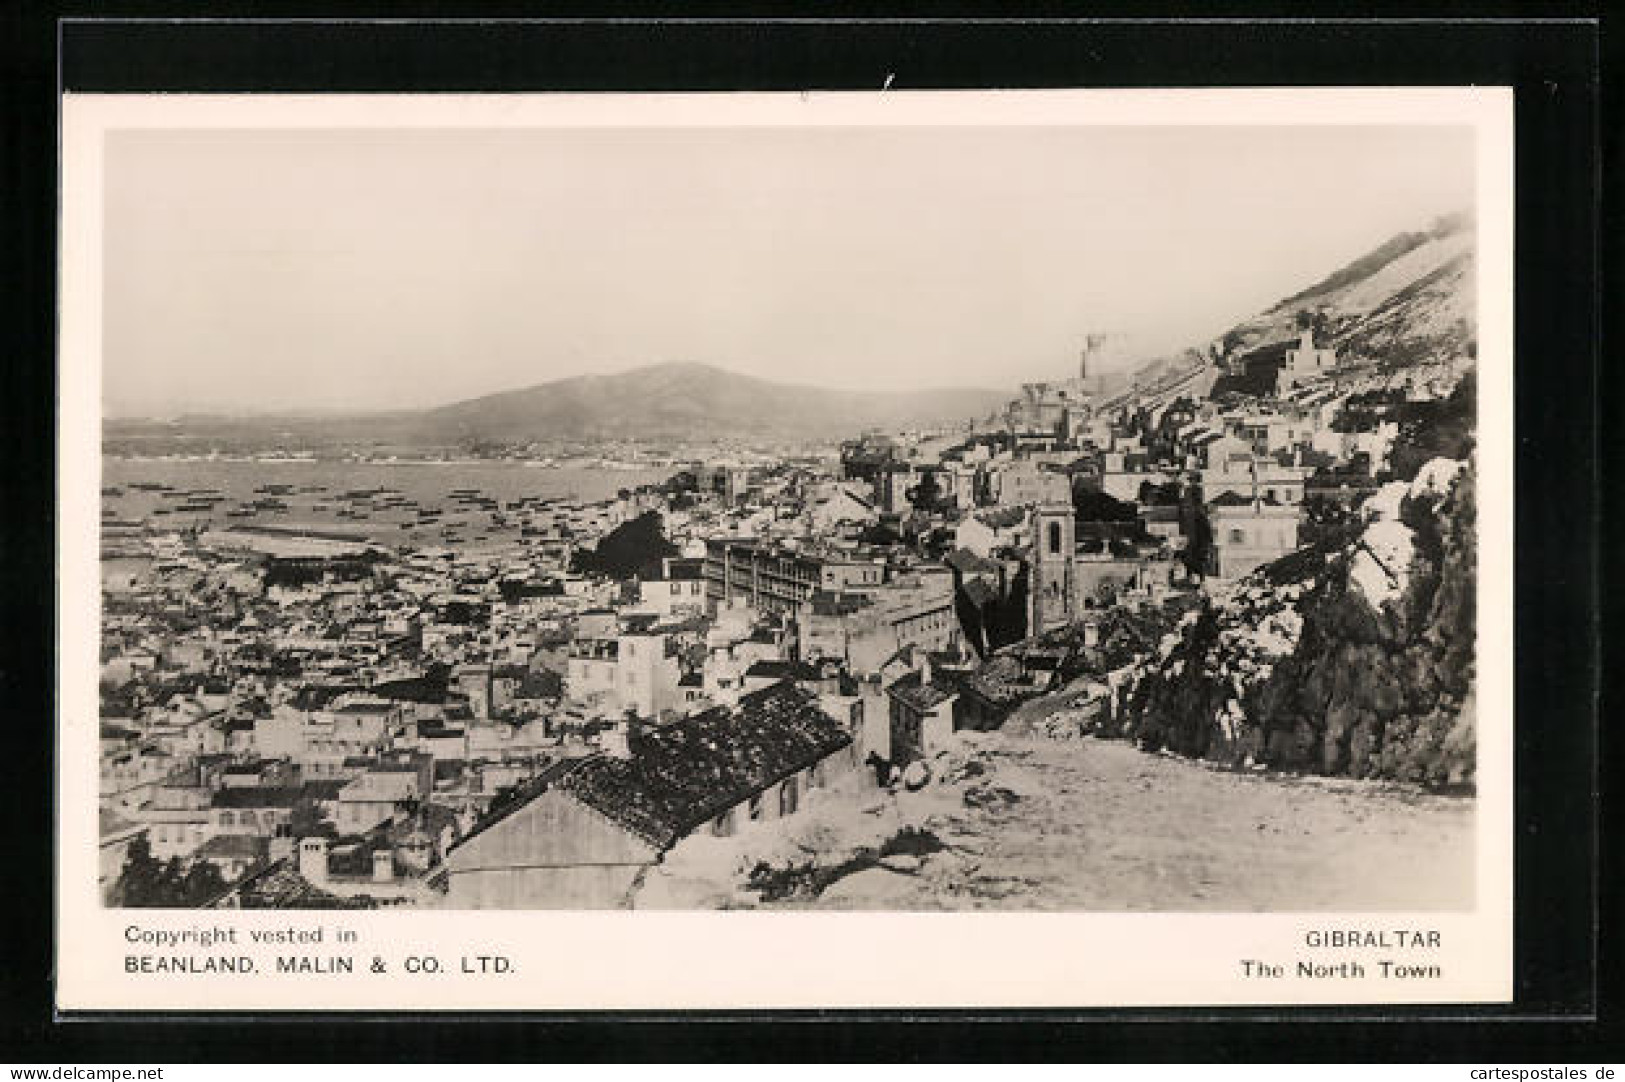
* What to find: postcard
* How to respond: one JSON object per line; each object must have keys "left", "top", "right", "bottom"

{"left": 57, "top": 87, "right": 1514, "bottom": 1011}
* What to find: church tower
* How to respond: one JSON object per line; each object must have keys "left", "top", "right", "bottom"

{"left": 1028, "top": 503, "right": 1076, "bottom": 637}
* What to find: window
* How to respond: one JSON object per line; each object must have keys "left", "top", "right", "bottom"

{"left": 1048, "top": 521, "right": 1063, "bottom": 555}
{"left": 1230, "top": 528, "right": 1246, "bottom": 544}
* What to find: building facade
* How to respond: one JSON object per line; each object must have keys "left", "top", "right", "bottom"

{"left": 703, "top": 539, "right": 883, "bottom": 614}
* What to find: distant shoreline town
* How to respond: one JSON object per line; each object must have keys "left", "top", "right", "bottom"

{"left": 99, "top": 217, "right": 1480, "bottom": 912}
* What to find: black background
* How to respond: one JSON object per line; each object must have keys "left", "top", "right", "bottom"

{"left": 2, "top": 5, "right": 1611, "bottom": 1063}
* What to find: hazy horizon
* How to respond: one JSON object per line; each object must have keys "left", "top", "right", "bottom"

{"left": 102, "top": 358, "right": 1015, "bottom": 422}
{"left": 104, "top": 123, "right": 1474, "bottom": 417}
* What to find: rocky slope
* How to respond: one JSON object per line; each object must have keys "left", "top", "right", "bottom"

{"left": 1120, "top": 211, "right": 1476, "bottom": 402}
{"left": 633, "top": 732, "right": 1474, "bottom": 911}
{"left": 1113, "top": 455, "right": 1476, "bottom": 788}
{"left": 1228, "top": 211, "right": 1475, "bottom": 364}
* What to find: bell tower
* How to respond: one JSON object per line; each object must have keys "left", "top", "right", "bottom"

{"left": 1028, "top": 503, "right": 1076, "bottom": 636}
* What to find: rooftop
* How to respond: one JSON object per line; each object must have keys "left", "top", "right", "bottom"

{"left": 885, "top": 669, "right": 959, "bottom": 714}
{"left": 743, "top": 659, "right": 823, "bottom": 682}
{"left": 211, "top": 787, "right": 303, "bottom": 810}
{"left": 195, "top": 834, "right": 265, "bottom": 860}
{"left": 558, "top": 681, "right": 852, "bottom": 850}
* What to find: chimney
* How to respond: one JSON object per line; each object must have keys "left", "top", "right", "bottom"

{"left": 298, "top": 837, "right": 329, "bottom": 885}
{"left": 372, "top": 849, "right": 395, "bottom": 883}
{"left": 601, "top": 718, "right": 632, "bottom": 759}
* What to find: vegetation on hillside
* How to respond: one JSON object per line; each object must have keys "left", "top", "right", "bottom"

{"left": 570, "top": 511, "right": 679, "bottom": 581}
{"left": 1117, "top": 459, "right": 1476, "bottom": 788}
{"left": 111, "top": 838, "right": 230, "bottom": 907}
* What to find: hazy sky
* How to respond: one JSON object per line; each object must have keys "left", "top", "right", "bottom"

{"left": 104, "top": 124, "right": 1473, "bottom": 416}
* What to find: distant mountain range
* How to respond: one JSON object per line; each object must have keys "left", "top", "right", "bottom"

{"left": 109, "top": 211, "right": 1476, "bottom": 450}
{"left": 106, "top": 363, "right": 1011, "bottom": 449}
{"left": 416, "top": 362, "right": 1009, "bottom": 444}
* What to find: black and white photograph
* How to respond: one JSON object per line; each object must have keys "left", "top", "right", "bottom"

{"left": 88, "top": 108, "right": 1487, "bottom": 909}
{"left": 56, "top": 88, "right": 1517, "bottom": 1010}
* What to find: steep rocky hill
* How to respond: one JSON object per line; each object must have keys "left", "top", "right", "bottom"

{"left": 1220, "top": 212, "right": 1476, "bottom": 381}
{"left": 1118, "top": 211, "right": 1476, "bottom": 403}
{"left": 1112, "top": 452, "right": 1476, "bottom": 788}
{"left": 1088, "top": 211, "right": 1482, "bottom": 789}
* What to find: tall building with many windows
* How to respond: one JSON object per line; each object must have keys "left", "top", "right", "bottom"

{"left": 702, "top": 539, "right": 883, "bottom": 615}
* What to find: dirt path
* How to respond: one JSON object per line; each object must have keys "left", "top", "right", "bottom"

{"left": 784, "top": 734, "right": 1474, "bottom": 912}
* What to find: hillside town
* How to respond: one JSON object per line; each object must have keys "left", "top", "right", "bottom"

{"left": 99, "top": 285, "right": 1478, "bottom": 909}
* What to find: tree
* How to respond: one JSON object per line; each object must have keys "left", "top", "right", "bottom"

{"left": 570, "top": 511, "right": 679, "bottom": 581}
{"left": 1179, "top": 486, "right": 1214, "bottom": 581}
{"left": 1073, "top": 489, "right": 1138, "bottom": 524}
{"left": 857, "top": 521, "right": 903, "bottom": 547}
{"left": 112, "top": 838, "right": 229, "bottom": 908}
{"left": 111, "top": 837, "right": 164, "bottom": 906}
{"left": 288, "top": 797, "right": 327, "bottom": 839}
{"left": 1093, "top": 579, "right": 1121, "bottom": 608}
{"left": 905, "top": 470, "right": 948, "bottom": 515}
{"left": 1138, "top": 480, "right": 1182, "bottom": 507}
{"left": 661, "top": 470, "right": 700, "bottom": 495}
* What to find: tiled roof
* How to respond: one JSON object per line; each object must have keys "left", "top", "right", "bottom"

{"left": 559, "top": 681, "right": 851, "bottom": 850}
{"left": 449, "top": 758, "right": 581, "bottom": 851}
{"left": 99, "top": 807, "right": 141, "bottom": 839}
{"left": 961, "top": 578, "right": 1000, "bottom": 607}
{"left": 1207, "top": 490, "right": 1254, "bottom": 508}
{"left": 743, "top": 659, "right": 821, "bottom": 682}
{"left": 224, "top": 861, "right": 376, "bottom": 910}
{"left": 962, "top": 655, "right": 1038, "bottom": 706}
{"left": 885, "top": 670, "right": 959, "bottom": 714}
{"left": 211, "top": 787, "right": 303, "bottom": 810}
{"left": 943, "top": 547, "right": 1000, "bottom": 576}
{"left": 195, "top": 834, "right": 265, "bottom": 860}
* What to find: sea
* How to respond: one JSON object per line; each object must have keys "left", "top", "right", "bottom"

{"left": 100, "top": 457, "right": 675, "bottom": 550}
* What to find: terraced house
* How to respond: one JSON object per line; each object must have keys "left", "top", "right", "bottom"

{"left": 437, "top": 681, "right": 856, "bottom": 908}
